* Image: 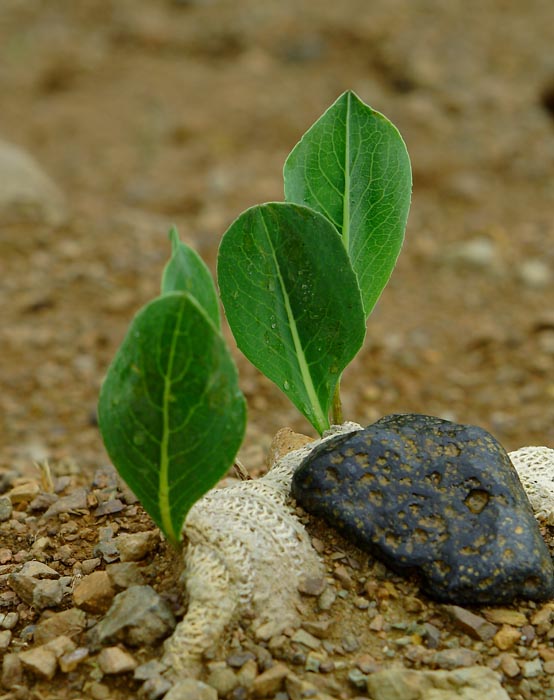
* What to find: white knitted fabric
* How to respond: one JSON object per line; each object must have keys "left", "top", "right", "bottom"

{"left": 162, "top": 433, "right": 554, "bottom": 674}
{"left": 162, "top": 422, "right": 361, "bottom": 674}
{"left": 509, "top": 446, "right": 554, "bottom": 525}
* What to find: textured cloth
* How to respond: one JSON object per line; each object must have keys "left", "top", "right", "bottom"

{"left": 162, "top": 423, "right": 360, "bottom": 674}
{"left": 510, "top": 446, "right": 554, "bottom": 524}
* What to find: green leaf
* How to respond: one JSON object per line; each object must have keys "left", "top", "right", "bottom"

{"left": 284, "top": 90, "right": 412, "bottom": 317}
{"left": 217, "top": 202, "right": 365, "bottom": 435}
{"left": 98, "top": 292, "right": 246, "bottom": 546}
{"left": 161, "top": 226, "right": 221, "bottom": 330}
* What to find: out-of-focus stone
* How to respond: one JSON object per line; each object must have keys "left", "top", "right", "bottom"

{"left": 98, "top": 646, "right": 137, "bottom": 674}
{"left": 19, "top": 561, "right": 60, "bottom": 579}
{"left": 499, "top": 653, "right": 520, "bottom": 678}
{"left": 0, "top": 140, "right": 67, "bottom": 225}
{"left": 33, "top": 579, "right": 65, "bottom": 610}
{"left": 44, "top": 634, "right": 76, "bottom": 659}
{"left": 493, "top": 625, "right": 521, "bottom": 651}
{"left": 18, "top": 646, "right": 58, "bottom": 680}
{"left": 444, "top": 606, "right": 498, "bottom": 641}
{"left": 106, "top": 561, "right": 145, "bottom": 590}
{"left": 251, "top": 663, "right": 289, "bottom": 697}
{"left": 1, "top": 653, "right": 22, "bottom": 689}
{"left": 206, "top": 666, "right": 238, "bottom": 696}
{"left": 0, "top": 496, "right": 12, "bottom": 521}
{"left": 297, "top": 575, "right": 326, "bottom": 596}
{"left": 366, "top": 666, "right": 510, "bottom": 700}
{"left": 0, "top": 629, "right": 12, "bottom": 651}
{"left": 114, "top": 530, "right": 159, "bottom": 562}
{"left": 430, "top": 648, "right": 481, "bottom": 669}
{"left": 483, "top": 609, "right": 527, "bottom": 626}
{"left": 88, "top": 585, "right": 175, "bottom": 647}
{"left": 43, "top": 488, "right": 88, "bottom": 518}
{"left": 34, "top": 608, "right": 87, "bottom": 645}
{"left": 163, "top": 679, "right": 217, "bottom": 700}
{"left": 59, "top": 647, "right": 89, "bottom": 673}
{"left": 73, "top": 571, "right": 115, "bottom": 613}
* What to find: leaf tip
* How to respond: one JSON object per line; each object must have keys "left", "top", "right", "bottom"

{"left": 168, "top": 225, "right": 180, "bottom": 253}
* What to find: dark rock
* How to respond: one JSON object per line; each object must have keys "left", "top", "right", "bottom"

{"left": 291, "top": 414, "right": 554, "bottom": 604}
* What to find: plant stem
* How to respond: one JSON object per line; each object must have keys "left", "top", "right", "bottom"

{"left": 332, "top": 381, "right": 343, "bottom": 425}
{"left": 233, "top": 459, "right": 251, "bottom": 481}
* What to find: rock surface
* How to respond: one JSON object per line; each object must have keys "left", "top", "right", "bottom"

{"left": 164, "top": 679, "right": 218, "bottom": 700}
{"left": 365, "top": 666, "right": 510, "bottom": 700}
{"left": 0, "top": 140, "right": 67, "bottom": 225}
{"left": 292, "top": 414, "right": 554, "bottom": 604}
{"left": 88, "top": 585, "right": 175, "bottom": 648}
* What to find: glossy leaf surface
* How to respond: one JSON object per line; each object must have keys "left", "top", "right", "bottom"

{"left": 284, "top": 90, "right": 411, "bottom": 317}
{"left": 98, "top": 292, "right": 246, "bottom": 545}
{"left": 217, "top": 202, "right": 365, "bottom": 434}
{"left": 161, "top": 226, "right": 220, "bottom": 329}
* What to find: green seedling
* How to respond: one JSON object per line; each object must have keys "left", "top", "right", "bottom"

{"left": 98, "top": 91, "right": 412, "bottom": 546}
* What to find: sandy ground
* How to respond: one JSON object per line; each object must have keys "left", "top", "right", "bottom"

{"left": 1, "top": 1, "right": 554, "bottom": 698}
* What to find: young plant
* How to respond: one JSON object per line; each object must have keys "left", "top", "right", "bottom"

{"left": 98, "top": 91, "right": 411, "bottom": 546}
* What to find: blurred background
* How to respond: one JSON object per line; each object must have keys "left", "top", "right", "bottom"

{"left": 1, "top": 0, "right": 553, "bottom": 476}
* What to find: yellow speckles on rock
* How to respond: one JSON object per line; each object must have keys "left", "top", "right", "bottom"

{"left": 464, "top": 488, "right": 490, "bottom": 514}
{"left": 291, "top": 414, "right": 554, "bottom": 604}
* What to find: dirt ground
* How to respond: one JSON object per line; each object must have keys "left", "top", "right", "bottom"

{"left": 1, "top": 1, "right": 554, "bottom": 699}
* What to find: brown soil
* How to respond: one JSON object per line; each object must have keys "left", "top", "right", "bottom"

{"left": 1, "top": 1, "right": 554, "bottom": 699}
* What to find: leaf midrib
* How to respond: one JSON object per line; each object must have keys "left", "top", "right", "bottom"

{"left": 159, "top": 301, "right": 185, "bottom": 545}
{"left": 259, "top": 208, "right": 328, "bottom": 434}
{"left": 341, "top": 91, "right": 352, "bottom": 254}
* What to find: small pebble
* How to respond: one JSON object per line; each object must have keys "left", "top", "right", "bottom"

{"left": 0, "top": 495, "right": 13, "bottom": 521}
{"left": 522, "top": 658, "right": 543, "bottom": 678}
{"left": 98, "top": 646, "right": 137, "bottom": 674}
{"left": 493, "top": 624, "right": 521, "bottom": 651}
{"left": 291, "top": 629, "right": 321, "bottom": 650}
{"left": 431, "top": 648, "right": 480, "bottom": 669}
{"left": 342, "top": 634, "right": 360, "bottom": 652}
{"left": 140, "top": 675, "right": 173, "bottom": 700}
{"left": 445, "top": 605, "right": 498, "bottom": 641}
{"left": 251, "top": 663, "right": 289, "bottom": 698}
{"left": 73, "top": 570, "right": 115, "bottom": 613}
{"left": 59, "top": 647, "right": 89, "bottom": 673}
{"left": 0, "top": 630, "right": 12, "bottom": 650}
{"left": 206, "top": 666, "right": 238, "bottom": 696}
{"left": 298, "top": 575, "right": 326, "bottom": 596}
{"left": 301, "top": 618, "right": 333, "bottom": 639}
{"left": 334, "top": 564, "right": 355, "bottom": 590}
{"left": 318, "top": 587, "right": 336, "bottom": 611}
{"left": 348, "top": 668, "right": 368, "bottom": 688}
{"left": 226, "top": 651, "right": 256, "bottom": 668}
{"left": 237, "top": 658, "right": 258, "bottom": 688}
{"left": 115, "top": 530, "right": 159, "bottom": 562}
{"left": 499, "top": 653, "right": 521, "bottom": 678}
{"left": 483, "top": 608, "right": 528, "bottom": 627}
{"left": 1, "top": 653, "right": 22, "bottom": 689}
{"left": 18, "top": 646, "right": 58, "bottom": 680}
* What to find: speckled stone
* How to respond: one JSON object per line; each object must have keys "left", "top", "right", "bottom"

{"left": 291, "top": 414, "right": 554, "bottom": 604}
